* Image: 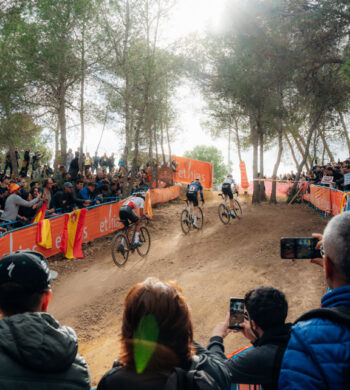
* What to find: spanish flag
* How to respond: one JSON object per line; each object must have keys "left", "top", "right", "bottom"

{"left": 60, "top": 208, "right": 87, "bottom": 259}
{"left": 36, "top": 219, "right": 52, "bottom": 249}
{"left": 144, "top": 191, "right": 153, "bottom": 219}
{"left": 32, "top": 200, "right": 47, "bottom": 223}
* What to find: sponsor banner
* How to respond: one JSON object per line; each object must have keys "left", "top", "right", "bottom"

{"left": 158, "top": 167, "right": 173, "bottom": 186}
{"left": 321, "top": 176, "right": 333, "bottom": 185}
{"left": 239, "top": 161, "right": 249, "bottom": 189}
{"left": 344, "top": 173, "right": 350, "bottom": 186}
{"left": 0, "top": 186, "right": 180, "bottom": 259}
{"left": 172, "top": 156, "right": 213, "bottom": 189}
{"left": 330, "top": 189, "right": 344, "bottom": 216}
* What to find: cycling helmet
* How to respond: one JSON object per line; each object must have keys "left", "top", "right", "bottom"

{"left": 227, "top": 174, "right": 233, "bottom": 178}
{"left": 135, "top": 192, "right": 146, "bottom": 200}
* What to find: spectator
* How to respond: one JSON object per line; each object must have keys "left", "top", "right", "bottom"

{"left": 18, "top": 190, "right": 39, "bottom": 224}
{"left": 19, "top": 149, "right": 30, "bottom": 177}
{"left": 79, "top": 182, "right": 100, "bottom": 204}
{"left": 107, "top": 153, "right": 115, "bottom": 173}
{"left": 0, "top": 250, "right": 91, "bottom": 389}
{"left": 93, "top": 152, "right": 99, "bottom": 174}
{"left": 41, "top": 179, "right": 55, "bottom": 214}
{"left": 279, "top": 212, "right": 350, "bottom": 389}
{"left": 84, "top": 152, "right": 92, "bottom": 174}
{"left": 4, "top": 152, "right": 12, "bottom": 176}
{"left": 210, "top": 287, "right": 291, "bottom": 390}
{"left": 66, "top": 148, "right": 74, "bottom": 172}
{"left": 52, "top": 182, "right": 87, "bottom": 213}
{"left": 97, "top": 277, "right": 230, "bottom": 390}
{"left": 0, "top": 183, "right": 41, "bottom": 223}
{"left": 0, "top": 175, "right": 10, "bottom": 210}
{"left": 69, "top": 155, "right": 79, "bottom": 181}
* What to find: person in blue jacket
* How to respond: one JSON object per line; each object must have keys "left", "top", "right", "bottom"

{"left": 186, "top": 177, "right": 204, "bottom": 228}
{"left": 279, "top": 211, "right": 350, "bottom": 390}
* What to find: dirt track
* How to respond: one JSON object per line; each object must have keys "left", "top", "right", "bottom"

{"left": 49, "top": 197, "right": 328, "bottom": 385}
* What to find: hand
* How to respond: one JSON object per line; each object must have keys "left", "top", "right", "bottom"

{"left": 310, "top": 233, "right": 324, "bottom": 267}
{"left": 37, "top": 192, "right": 42, "bottom": 199}
{"left": 240, "top": 318, "right": 258, "bottom": 343}
{"left": 211, "top": 312, "right": 230, "bottom": 339}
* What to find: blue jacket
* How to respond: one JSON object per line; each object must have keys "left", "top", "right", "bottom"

{"left": 279, "top": 285, "right": 350, "bottom": 390}
{"left": 186, "top": 182, "right": 204, "bottom": 200}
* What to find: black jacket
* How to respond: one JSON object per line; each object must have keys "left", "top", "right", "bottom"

{"left": 97, "top": 341, "right": 230, "bottom": 390}
{"left": 207, "top": 324, "right": 291, "bottom": 390}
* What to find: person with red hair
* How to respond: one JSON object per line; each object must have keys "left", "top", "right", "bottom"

{"left": 97, "top": 277, "right": 230, "bottom": 390}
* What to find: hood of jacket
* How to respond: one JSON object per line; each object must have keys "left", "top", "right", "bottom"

{"left": 0, "top": 312, "right": 78, "bottom": 373}
{"left": 254, "top": 323, "right": 292, "bottom": 348}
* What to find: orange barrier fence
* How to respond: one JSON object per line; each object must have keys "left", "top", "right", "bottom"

{"left": 0, "top": 186, "right": 180, "bottom": 258}
{"left": 303, "top": 184, "right": 350, "bottom": 216}
{"left": 172, "top": 156, "right": 213, "bottom": 189}
{"left": 242, "top": 181, "right": 294, "bottom": 196}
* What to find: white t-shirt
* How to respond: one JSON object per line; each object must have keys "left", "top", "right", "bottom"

{"left": 123, "top": 196, "right": 145, "bottom": 210}
{"left": 222, "top": 178, "right": 236, "bottom": 186}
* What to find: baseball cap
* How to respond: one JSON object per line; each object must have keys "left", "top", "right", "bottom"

{"left": 0, "top": 251, "right": 58, "bottom": 293}
{"left": 9, "top": 183, "right": 20, "bottom": 194}
{"left": 63, "top": 182, "right": 73, "bottom": 188}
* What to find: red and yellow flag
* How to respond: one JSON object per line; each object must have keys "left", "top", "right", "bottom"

{"left": 60, "top": 208, "right": 87, "bottom": 259}
{"left": 32, "top": 200, "right": 47, "bottom": 224}
{"left": 36, "top": 219, "right": 52, "bottom": 249}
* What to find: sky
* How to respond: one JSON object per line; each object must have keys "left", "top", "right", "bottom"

{"left": 64, "top": 0, "right": 349, "bottom": 183}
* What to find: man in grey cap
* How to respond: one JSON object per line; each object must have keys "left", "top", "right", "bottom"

{"left": 52, "top": 182, "right": 88, "bottom": 213}
{"left": 0, "top": 250, "right": 91, "bottom": 389}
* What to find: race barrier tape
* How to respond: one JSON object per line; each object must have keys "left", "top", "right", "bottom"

{"left": 0, "top": 185, "right": 180, "bottom": 258}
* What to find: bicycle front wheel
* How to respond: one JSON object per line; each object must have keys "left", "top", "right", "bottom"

{"left": 233, "top": 199, "right": 243, "bottom": 219}
{"left": 111, "top": 232, "right": 129, "bottom": 266}
{"left": 218, "top": 203, "right": 230, "bottom": 224}
{"left": 136, "top": 227, "right": 151, "bottom": 257}
{"left": 197, "top": 207, "right": 204, "bottom": 230}
{"left": 180, "top": 209, "right": 191, "bottom": 234}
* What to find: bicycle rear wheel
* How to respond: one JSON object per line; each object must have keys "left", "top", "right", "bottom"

{"left": 180, "top": 209, "right": 191, "bottom": 234}
{"left": 111, "top": 232, "right": 129, "bottom": 266}
{"left": 136, "top": 227, "right": 151, "bottom": 257}
{"left": 197, "top": 207, "right": 204, "bottom": 230}
{"left": 218, "top": 203, "right": 230, "bottom": 224}
{"left": 233, "top": 199, "right": 243, "bottom": 219}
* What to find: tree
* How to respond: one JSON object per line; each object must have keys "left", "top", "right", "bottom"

{"left": 184, "top": 145, "right": 226, "bottom": 187}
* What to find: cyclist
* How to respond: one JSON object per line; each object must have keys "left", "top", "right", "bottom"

{"left": 186, "top": 177, "right": 204, "bottom": 228}
{"left": 221, "top": 174, "right": 239, "bottom": 218}
{"left": 118, "top": 193, "right": 147, "bottom": 247}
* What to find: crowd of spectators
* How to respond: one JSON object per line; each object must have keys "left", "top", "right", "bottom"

{"left": 0, "top": 210, "right": 349, "bottom": 389}
{"left": 0, "top": 147, "right": 154, "bottom": 231}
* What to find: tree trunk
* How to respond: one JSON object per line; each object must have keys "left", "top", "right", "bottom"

{"left": 228, "top": 125, "right": 231, "bottom": 172}
{"left": 8, "top": 142, "right": 18, "bottom": 178}
{"left": 79, "top": 23, "right": 85, "bottom": 173}
{"left": 154, "top": 127, "right": 159, "bottom": 187}
{"left": 270, "top": 123, "right": 283, "bottom": 204}
{"left": 160, "top": 123, "right": 166, "bottom": 165}
{"left": 285, "top": 134, "right": 299, "bottom": 170}
{"left": 250, "top": 112, "right": 260, "bottom": 204}
{"left": 291, "top": 133, "right": 311, "bottom": 172}
{"left": 58, "top": 83, "right": 67, "bottom": 166}
{"left": 291, "top": 111, "right": 323, "bottom": 194}
{"left": 319, "top": 125, "right": 334, "bottom": 162}
{"left": 321, "top": 144, "right": 325, "bottom": 165}
{"left": 234, "top": 117, "right": 243, "bottom": 162}
{"left": 54, "top": 120, "right": 60, "bottom": 173}
{"left": 79, "top": 24, "right": 85, "bottom": 173}
{"left": 298, "top": 133, "right": 313, "bottom": 168}
{"left": 338, "top": 111, "right": 350, "bottom": 155}
{"left": 258, "top": 120, "right": 266, "bottom": 201}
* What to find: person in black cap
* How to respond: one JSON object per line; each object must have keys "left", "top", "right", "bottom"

{"left": 0, "top": 250, "right": 91, "bottom": 389}
{"left": 52, "top": 182, "right": 87, "bottom": 213}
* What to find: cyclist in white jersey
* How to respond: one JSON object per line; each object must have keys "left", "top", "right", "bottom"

{"left": 119, "top": 193, "right": 147, "bottom": 246}
{"left": 221, "top": 174, "right": 238, "bottom": 218}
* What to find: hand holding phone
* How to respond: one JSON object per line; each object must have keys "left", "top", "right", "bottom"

{"left": 280, "top": 237, "right": 322, "bottom": 259}
{"left": 229, "top": 298, "right": 245, "bottom": 330}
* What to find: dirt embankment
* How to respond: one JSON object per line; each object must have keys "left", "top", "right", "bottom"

{"left": 49, "top": 197, "right": 328, "bottom": 385}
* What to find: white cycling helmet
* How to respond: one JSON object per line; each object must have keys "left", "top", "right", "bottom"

{"left": 227, "top": 174, "right": 233, "bottom": 178}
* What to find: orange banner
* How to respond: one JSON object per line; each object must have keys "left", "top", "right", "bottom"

{"left": 172, "top": 156, "right": 213, "bottom": 189}
{"left": 0, "top": 187, "right": 180, "bottom": 259}
{"left": 310, "top": 185, "right": 332, "bottom": 213}
{"left": 239, "top": 161, "right": 249, "bottom": 189}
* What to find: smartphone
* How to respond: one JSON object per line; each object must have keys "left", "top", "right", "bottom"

{"left": 280, "top": 237, "right": 321, "bottom": 259}
{"left": 229, "top": 297, "right": 245, "bottom": 330}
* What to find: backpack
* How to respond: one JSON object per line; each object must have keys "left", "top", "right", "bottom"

{"left": 164, "top": 358, "right": 221, "bottom": 390}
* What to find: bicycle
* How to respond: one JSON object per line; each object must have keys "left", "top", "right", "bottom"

{"left": 111, "top": 217, "right": 151, "bottom": 267}
{"left": 180, "top": 199, "right": 204, "bottom": 234}
{"left": 218, "top": 192, "right": 242, "bottom": 224}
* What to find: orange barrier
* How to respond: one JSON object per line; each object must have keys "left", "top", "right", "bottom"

{"left": 239, "top": 161, "right": 249, "bottom": 190}
{"left": 242, "top": 181, "right": 294, "bottom": 196}
{"left": 0, "top": 186, "right": 181, "bottom": 258}
{"left": 172, "top": 156, "right": 213, "bottom": 189}
{"left": 150, "top": 185, "right": 181, "bottom": 204}
{"left": 303, "top": 184, "right": 349, "bottom": 216}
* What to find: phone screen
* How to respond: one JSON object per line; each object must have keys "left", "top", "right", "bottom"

{"left": 229, "top": 298, "right": 245, "bottom": 330}
{"left": 280, "top": 238, "right": 321, "bottom": 259}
